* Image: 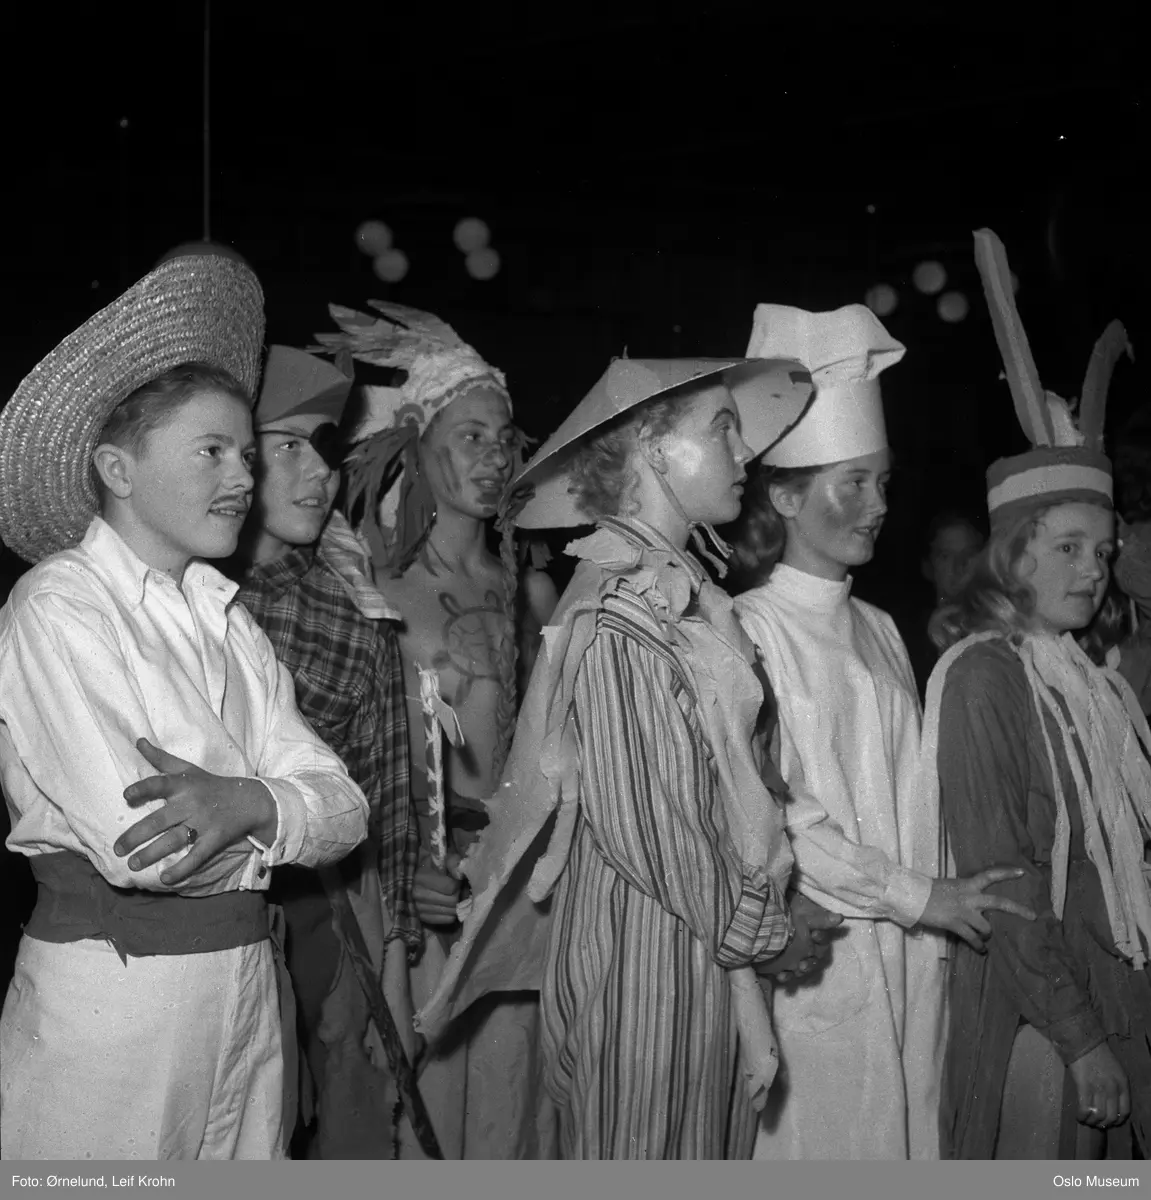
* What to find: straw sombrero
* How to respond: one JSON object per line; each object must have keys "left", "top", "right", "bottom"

{"left": 512, "top": 356, "right": 814, "bottom": 528}
{"left": 0, "top": 254, "right": 265, "bottom": 563}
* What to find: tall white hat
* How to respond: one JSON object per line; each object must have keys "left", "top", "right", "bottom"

{"left": 746, "top": 303, "right": 905, "bottom": 468}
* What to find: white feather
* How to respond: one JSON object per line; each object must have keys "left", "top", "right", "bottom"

{"left": 1045, "top": 392, "right": 1085, "bottom": 448}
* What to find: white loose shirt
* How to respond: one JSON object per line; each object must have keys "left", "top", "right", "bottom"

{"left": 0, "top": 517, "right": 369, "bottom": 893}
{"left": 735, "top": 564, "right": 946, "bottom": 1160}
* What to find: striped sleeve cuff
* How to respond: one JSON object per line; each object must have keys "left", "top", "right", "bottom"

{"left": 716, "top": 871, "right": 793, "bottom": 968}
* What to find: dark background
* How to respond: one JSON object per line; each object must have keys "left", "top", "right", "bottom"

{"left": 1, "top": 4, "right": 1147, "bottom": 982}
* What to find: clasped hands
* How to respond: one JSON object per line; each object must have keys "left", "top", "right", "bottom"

{"left": 112, "top": 738, "right": 277, "bottom": 886}
{"left": 757, "top": 891, "right": 846, "bottom": 986}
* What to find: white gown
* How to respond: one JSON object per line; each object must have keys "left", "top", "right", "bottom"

{"left": 735, "top": 565, "right": 947, "bottom": 1160}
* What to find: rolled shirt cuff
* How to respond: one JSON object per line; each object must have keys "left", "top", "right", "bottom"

{"left": 884, "top": 865, "right": 934, "bottom": 929}
{"left": 246, "top": 777, "right": 303, "bottom": 868}
{"left": 1048, "top": 1008, "right": 1109, "bottom": 1067}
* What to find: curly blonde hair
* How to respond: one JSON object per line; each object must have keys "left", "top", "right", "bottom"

{"left": 566, "top": 390, "right": 702, "bottom": 521}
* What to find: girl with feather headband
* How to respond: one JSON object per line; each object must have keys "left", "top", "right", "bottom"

{"left": 313, "top": 301, "right": 559, "bottom": 1160}
{"left": 923, "top": 230, "right": 1150, "bottom": 1159}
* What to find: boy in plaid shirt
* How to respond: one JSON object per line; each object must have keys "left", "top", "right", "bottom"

{"left": 234, "top": 346, "right": 428, "bottom": 1158}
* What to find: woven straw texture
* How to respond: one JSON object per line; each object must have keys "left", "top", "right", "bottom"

{"left": 0, "top": 255, "right": 265, "bottom": 563}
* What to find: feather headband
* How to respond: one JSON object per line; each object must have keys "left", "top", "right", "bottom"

{"left": 311, "top": 301, "right": 512, "bottom": 575}
{"left": 312, "top": 300, "right": 510, "bottom": 441}
{"left": 974, "top": 228, "right": 1132, "bottom": 523}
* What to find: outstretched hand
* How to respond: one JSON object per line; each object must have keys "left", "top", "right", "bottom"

{"left": 113, "top": 738, "right": 277, "bottom": 886}
{"left": 919, "top": 866, "right": 1037, "bottom": 952}
{"left": 756, "top": 892, "right": 845, "bottom": 984}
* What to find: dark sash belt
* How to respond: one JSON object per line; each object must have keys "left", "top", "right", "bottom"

{"left": 26, "top": 851, "right": 269, "bottom": 961}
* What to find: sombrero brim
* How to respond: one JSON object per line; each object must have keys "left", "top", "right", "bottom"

{"left": 0, "top": 254, "right": 265, "bottom": 563}
{"left": 513, "top": 357, "right": 814, "bottom": 529}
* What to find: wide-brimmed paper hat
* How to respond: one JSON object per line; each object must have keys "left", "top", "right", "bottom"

{"left": 513, "top": 357, "right": 813, "bottom": 529}
{"left": 254, "top": 345, "right": 354, "bottom": 427}
{"left": 0, "top": 254, "right": 265, "bottom": 564}
{"left": 746, "top": 303, "right": 905, "bottom": 468}
{"left": 973, "top": 228, "right": 1131, "bottom": 527}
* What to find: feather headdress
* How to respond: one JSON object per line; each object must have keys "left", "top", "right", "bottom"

{"left": 310, "top": 300, "right": 512, "bottom": 575}
{"left": 974, "top": 228, "right": 1132, "bottom": 524}
{"left": 312, "top": 300, "right": 510, "bottom": 441}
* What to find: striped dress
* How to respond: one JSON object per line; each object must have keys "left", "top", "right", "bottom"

{"left": 541, "top": 559, "right": 784, "bottom": 1158}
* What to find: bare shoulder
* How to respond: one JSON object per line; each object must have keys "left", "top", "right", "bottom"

{"left": 374, "top": 559, "right": 422, "bottom": 599}
{"left": 523, "top": 567, "right": 560, "bottom": 625}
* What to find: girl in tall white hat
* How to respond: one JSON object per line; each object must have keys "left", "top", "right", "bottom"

{"left": 730, "top": 302, "right": 1036, "bottom": 1160}
{"left": 414, "top": 354, "right": 844, "bottom": 1158}
{"left": 923, "top": 231, "right": 1149, "bottom": 1159}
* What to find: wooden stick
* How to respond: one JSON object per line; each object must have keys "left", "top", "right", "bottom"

{"left": 418, "top": 666, "right": 449, "bottom": 870}
{"left": 417, "top": 666, "right": 463, "bottom": 871}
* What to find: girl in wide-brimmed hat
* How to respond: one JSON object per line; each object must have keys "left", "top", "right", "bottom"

{"left": 414, "top": 353, "right": 841, "bottom": 1158}
{"left": 0, "top": 256, "right": 369, "bottom": 1160}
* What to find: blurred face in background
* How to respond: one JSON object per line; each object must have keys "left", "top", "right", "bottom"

{"left": 924, "top": 519, "right": 984, "bottom": 600}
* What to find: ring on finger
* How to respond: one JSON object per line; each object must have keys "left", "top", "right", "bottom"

{"left": 184, "top": 825, "right": 198, "bottom": 848}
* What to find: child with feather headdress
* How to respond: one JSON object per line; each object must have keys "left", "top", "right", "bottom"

{"left": 314, "top": 301, "right": 560, "bottom": 1159}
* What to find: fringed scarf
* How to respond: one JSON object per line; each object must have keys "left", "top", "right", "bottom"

{"left": 1017, "top": 633, "right": 1151, "bottom": 968}
{"left": 922, "top": 632, "right": 1151, "bottom": 969}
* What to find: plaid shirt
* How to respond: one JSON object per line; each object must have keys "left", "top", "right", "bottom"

{"left": 237, "top": 546, "right": 420, "bottom": 950}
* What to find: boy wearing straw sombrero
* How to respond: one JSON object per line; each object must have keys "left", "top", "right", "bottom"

{"left": 230, "top": 345, "right": 438, "bottom": 1159}
{"left": 0, "top": 256, "right": 370, "bottom": 1160}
